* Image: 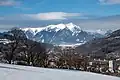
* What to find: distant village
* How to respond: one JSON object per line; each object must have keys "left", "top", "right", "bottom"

{"left": 47, "top": 46, "right": 120, "bottom": 77}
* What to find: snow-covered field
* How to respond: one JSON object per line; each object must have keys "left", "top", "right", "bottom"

{"left": 0, "top": 63, "right": 120, "bottom": 80}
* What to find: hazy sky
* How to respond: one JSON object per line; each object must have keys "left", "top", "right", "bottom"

{"left": 0, "top": 0, "right": 120, "bottom": 30}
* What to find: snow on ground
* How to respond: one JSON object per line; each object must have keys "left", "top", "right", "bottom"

{"left": 0, "top": 63, "right": 120, "bottom": 80}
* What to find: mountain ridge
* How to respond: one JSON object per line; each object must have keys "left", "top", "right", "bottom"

{"left": 20, "top": 23, "right": 111, "bottom": 46}
{"left": 75, "top": 29, "right": 120, "bottom": 58}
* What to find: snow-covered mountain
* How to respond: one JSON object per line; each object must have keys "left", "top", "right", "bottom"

{"left": 21, "top": 23, "right": 111, "bottom": 46}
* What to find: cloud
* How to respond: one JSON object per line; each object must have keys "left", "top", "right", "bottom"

{"left": 0, "top": 17, "right": 4, "bottom": 20}
{"left": 14, "top": 6, "right": 32, "bottom": 10}
{"left": 0, "top": 13, "right": 120, "bottom": 31}
{"left": 0, "top": 12, "right": 82, "bottom": 21}
{"left": 0, "top": 0, "right": 20, "bottom": 6}
{"left": 99, "top": 0, "right": 120, "bottom": 5}
{"left": 24, "top": 12, "right": 81, "bottom": 20}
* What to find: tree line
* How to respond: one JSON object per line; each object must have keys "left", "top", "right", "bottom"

{"left": 0, "top": 28, "right": 48, "bottom": 67}
{"left": 0, "top": 28, "right": 93, "bottom": 71}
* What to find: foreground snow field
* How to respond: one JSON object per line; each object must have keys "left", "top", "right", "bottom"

{"left": 0, "top": 63, "right": 120, "bottom": 80}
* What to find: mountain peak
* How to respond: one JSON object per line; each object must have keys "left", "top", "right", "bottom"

{"left": 45, "top": 23, "right": 81, "bottom": 32}
{"left": 46, "top": 23, "right": 66, "bottom": 31}
{"left": 65, "top": 23, "right": 81, "bottom": 32}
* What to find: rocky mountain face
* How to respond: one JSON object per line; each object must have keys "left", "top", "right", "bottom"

{"left": 75, "top": 29, "right": 120, "bottom": 59}
{"left": 21, "top": 23, "right": 108, "bottom": 46}
{"left": 0, "top": 29, "right": 53, "bottom": 49}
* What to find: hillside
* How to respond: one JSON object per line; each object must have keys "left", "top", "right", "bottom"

{"left": 0, "top": 63, "right": 119, "bottom": 80}
{"left": 75, "top": 29, "right": 120, "bottom": 58}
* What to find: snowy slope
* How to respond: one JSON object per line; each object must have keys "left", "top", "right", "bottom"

{"left": 22, "top": 23, "right": 81, "bottom": 34}
{"left": 0, "top": 63, "right": 119, "bottom": 80}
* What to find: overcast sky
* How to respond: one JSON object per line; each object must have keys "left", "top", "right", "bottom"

{"left": 0, "top": 0, "right": 120, "bottom": 31}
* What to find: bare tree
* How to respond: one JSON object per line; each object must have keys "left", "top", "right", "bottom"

{"left": 1, "top": 28, "right": 26, "bottom": 64}
{"left": 20, "top": 40, "right": 48, "bottom": 67}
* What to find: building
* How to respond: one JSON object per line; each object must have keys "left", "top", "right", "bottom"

{"left": 108, "top": 60, "right": 117, "bottom": 73}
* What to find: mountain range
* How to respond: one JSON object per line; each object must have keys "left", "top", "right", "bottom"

{"left": 75, "top": 29, "right": 120, "bottom": 59}
{"left": 21, "top": 23, "right": 111, "bottom": 46}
